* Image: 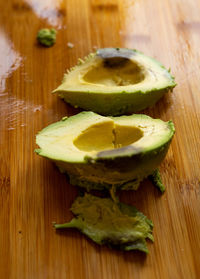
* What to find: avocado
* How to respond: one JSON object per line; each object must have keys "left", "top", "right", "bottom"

{"left": 35, "top": 111, "right": 175, "bottom": 191}
{"left": 37, "top": 28, "right": 56, "bottom": 47}
{"left": 53, "top": 48, "right": 176, "bottom": 115}
{"left": 54, "top": 193, "right": 154, "bottom": 253}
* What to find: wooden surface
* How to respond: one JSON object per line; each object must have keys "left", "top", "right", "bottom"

{"left": 0, "top": 0, "right": 200, "bottom": 278}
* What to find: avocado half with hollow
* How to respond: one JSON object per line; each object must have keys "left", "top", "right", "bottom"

{"left": 35, "top": 111, "right": 175, "bottom": 191}
{"left": 53, "top": 48, "right": 176, "bottom": 116}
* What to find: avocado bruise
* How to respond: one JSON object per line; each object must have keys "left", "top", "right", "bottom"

{"left": 97, "top": 146, "right": 141, "bottom": 158}
{"left": 97, "top": 48, "right": 134, "bottom": 60}
{"left": 97, "top": 48, "right": 135, "bottom": 68}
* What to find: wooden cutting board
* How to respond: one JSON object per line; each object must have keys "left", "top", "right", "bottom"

{"left": 0, "top": 0, "right": 200, "bottom": 278}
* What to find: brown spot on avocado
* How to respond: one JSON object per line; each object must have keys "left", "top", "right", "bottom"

{"left": 97, "top": 48, "right": 134, "bottom": 60}
{"left": 97, "top": 145, "right": 142, "bottom": 158}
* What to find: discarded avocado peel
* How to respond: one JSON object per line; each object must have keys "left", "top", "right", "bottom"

{"left": 149, "top": 169, "right": 165, "bottom": 193}
{"left": 53, "top": 48, "right": 176, "bottom": 115}
{"left": 35, "top": 111, "right": 175, "bottom": 191}
{"left": 54, "top": 193, "right": 154, "bottom": 253}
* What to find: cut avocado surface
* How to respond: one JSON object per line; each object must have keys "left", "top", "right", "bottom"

{"left": 35, "top": 111, "right": 175, "bottom": 191}
{"left": 54, "top": 193, "right": 153, "bottom": 253}
{"left": 53, "top": 48, "right": 176, "bottom": 115}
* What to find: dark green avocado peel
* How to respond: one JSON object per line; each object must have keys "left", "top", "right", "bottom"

{"left": 54, "top": 193, "right": 154, "bottom": 253}
{"left": 149, "top": 169, "right": 165, "bottom": 193}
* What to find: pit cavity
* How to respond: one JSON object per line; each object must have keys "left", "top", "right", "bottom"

{"left": 82, "top": 59, "right": 145, "bottom": 86}
{"left": 73, "top": 122, "right": 143, "bottom": 152}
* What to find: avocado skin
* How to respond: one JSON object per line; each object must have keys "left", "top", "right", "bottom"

{"left": 60, "top": 87, "right": 172, "bottom": 116}
{"left": 54, "top": 193, "right": 153, "bottom": 253}
{"left": 149, "top": 169, "right": 165, "bottom": 193}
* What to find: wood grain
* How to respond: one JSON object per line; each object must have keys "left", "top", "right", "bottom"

{"left": 0, "top": 0, "right": 200, "bottom": 278}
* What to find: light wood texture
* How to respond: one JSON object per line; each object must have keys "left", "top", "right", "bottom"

{"left": 0, "top": 0, "right": 200, "bottom": 278}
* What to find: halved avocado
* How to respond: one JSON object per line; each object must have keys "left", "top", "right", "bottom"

{"left": 53, "top": 48, "right": 176, "bottom": 116}
{"left": 35, "top": 111, "right": 175, "bottom": 191}
{"left": 54, "top": 193, "right": 154, "bottom": 253}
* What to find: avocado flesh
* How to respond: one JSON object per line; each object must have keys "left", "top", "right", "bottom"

{"left": 54, "top": 193, "right": 153, "bottom": 253}
{"left": 53, "top": 48, "right": 176, "bottom": 115}
{"left": 37, "top": 28, "right": 56, "bottom": 47}
{"left": 36, "top": 111, "right": 175, "bottom": 191}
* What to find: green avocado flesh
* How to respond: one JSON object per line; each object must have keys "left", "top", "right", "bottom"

{"left": 54, "top": 193, "right": 154, "bottom": 253}
{"left": 35, "top": 111, "right": 175, "bottom": 191}
{"left": 53, "top": 48, "right": 176, "bottom": 115}
{"left": 37, "top": 28, "right": 56, "bottom": 47}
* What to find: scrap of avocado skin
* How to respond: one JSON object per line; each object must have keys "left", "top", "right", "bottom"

{"left": 54, "top": 193, "right": 154, "bottom": 253}
{"left": 149, "top": 169, "right": 165, "bottom": 193}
